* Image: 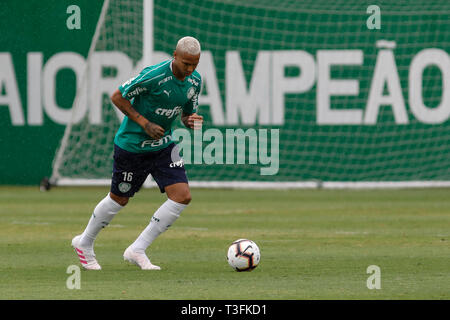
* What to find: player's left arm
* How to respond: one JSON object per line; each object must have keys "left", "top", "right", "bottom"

{"left": 181, "top": 112, "right": 203, "bottom": 129}
{"left": 182, "top": 78, "right": 203, "bottom": 129}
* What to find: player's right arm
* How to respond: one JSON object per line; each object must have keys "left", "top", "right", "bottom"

{"left": 110, "top": 90, "right": 164, "bottom": 139}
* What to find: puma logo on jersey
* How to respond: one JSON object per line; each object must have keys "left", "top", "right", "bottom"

{"left": 163, "top": 90, "right": 171, "bottom": 97}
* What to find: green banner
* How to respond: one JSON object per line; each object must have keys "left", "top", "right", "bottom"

{"left": 157, "top": 0, "right": 450, "bottom": 182}
{"left": 1, "top": 0, "right": 449, "bottom": 185}
{"left": 0, "top": 0, "right": 103, "bottom": 184}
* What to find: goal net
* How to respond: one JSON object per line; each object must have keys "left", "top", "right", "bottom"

{"left": 50, "top": 0, "right": 450, "bottom": 189}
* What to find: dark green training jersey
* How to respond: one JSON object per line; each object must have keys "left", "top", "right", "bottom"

{"left": 115, "top": 59, "right": 202, "bottom": 153}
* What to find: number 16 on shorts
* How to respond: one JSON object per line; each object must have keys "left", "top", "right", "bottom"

{"left": 118, "top": 172, "right": 133, "bottom": 193}
{"left": 122, "top": 172, "right": 133, "bottom": 182}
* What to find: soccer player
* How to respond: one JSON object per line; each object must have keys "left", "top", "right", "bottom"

{"left": 71, "top": 36, "right": 203, "bottom": 270}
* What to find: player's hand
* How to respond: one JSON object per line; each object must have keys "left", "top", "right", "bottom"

{"left": 144, "top": 121, "right": 165, "bottom": 139}
{"left": 183, "top": 113, "right": 203, "bottom": 129}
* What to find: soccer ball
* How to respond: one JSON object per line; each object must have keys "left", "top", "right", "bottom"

{"left": 227, "top": 239, "right": 260, "bottom": 271}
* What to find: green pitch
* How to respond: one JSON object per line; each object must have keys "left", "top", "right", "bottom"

{"left": 0, "top": 186, "right": 448, "bottom": 300}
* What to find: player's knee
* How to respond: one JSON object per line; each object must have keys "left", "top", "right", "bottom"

{"left": 118, "top": 198, "right": 129, "bottom": 206}
{"left": 166, "top": 183, "right": 192, "bottom": 205}
{"left": 180, "top": 193, "right": 192, "bottom": 205}
{"left": 170, "top": 191, "right": 191, "bottom": 205}
{"left": 109, "top": 193, "right": 129, "bottom": 206}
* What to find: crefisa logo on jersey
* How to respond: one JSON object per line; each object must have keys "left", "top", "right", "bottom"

{"left": 169, "top": 159, "right": 184, "bottom": 168}
{"left": 126, "top": 86, "right": 147, "bottom": 99}
{"left": 155, "top": 106, "right": 182, "bottom": 118}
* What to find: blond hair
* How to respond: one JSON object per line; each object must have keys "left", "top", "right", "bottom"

{"left": 176, "top": 36, "right": 201, "bottom": 55}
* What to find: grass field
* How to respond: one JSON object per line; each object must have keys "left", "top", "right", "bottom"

{"left": 0, "top": 186, "right": 449, "bottom": 300}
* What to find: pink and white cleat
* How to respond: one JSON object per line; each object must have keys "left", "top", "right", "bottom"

{"left": 71, "top": 235, "right": 102, "bottom": 270}
{"left": 123, "top": 246, "right": 161, "bottom": 270}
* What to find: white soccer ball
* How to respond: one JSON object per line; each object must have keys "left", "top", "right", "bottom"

{"left": 227, "top": 239, "right": 261, "bottom": 272}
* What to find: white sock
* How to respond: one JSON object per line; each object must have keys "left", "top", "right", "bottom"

{"left": 130, "top": 199, "right": 187, "bottom": 253}
{"left": 79, "top": 193, "right": 123, "bottom": 248}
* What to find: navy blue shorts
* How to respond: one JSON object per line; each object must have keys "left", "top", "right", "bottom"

{"left": 111, "top": 143, "right": 188, "bottom": 197}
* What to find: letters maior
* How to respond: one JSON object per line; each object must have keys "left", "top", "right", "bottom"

{"left": 1, "top": 46, "right": 449, "bottom": 126}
